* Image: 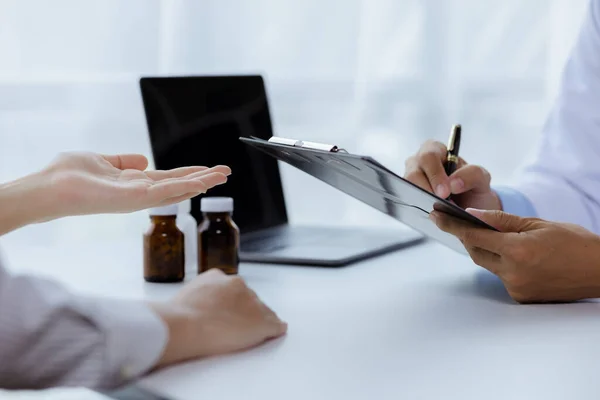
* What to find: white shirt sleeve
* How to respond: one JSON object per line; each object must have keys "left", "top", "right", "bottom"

{"left": 493, "top": 186, "right": 537, "bottom": 217}
{"left": 0, "top": 260, "right": 168, "bottom": 390}
{"left": 509, "top": 0, "right": 600, "bottom": 233}
{"left": 0, "top": 388, "right": 110, "bottom": 400}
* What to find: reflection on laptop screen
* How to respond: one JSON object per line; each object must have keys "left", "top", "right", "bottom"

{"left": 140, "top": 75, "right": 288, "bottom": 233}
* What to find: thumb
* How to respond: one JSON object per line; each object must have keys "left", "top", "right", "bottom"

{"left": 466, "top": 208, "right": 525, "bottom": 232}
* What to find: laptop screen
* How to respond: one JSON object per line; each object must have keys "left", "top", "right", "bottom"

{"left": 140, "top": 75, "right": 288, "bottom": 234}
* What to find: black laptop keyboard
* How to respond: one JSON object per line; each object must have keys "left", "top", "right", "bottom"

{"left": 240, "top": 228, "right": 385, "bottom": 253}
{"left": 242, "top": 240, "right": 287, "bottom": 253}
{"left": 242, "top": 235, "right": 295, "bottom": 253}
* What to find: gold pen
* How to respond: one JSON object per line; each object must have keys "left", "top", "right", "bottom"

{"left": 444, "top": 124, "right": 461, "bottom": 176}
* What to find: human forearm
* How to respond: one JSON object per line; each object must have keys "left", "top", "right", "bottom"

{"left": 501, "top": 0, "right": 600, "bottom": 232}
{"left": 0, "top": 171, "right": 57, "bottom": 236}
{"left": 0, "top": 261, "right": 286, "bottom": 390}
{"left": 0, "top": 267, "right": 167, "bottom": 389}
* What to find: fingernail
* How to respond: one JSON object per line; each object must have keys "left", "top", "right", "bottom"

{"left": 429, "top": 212, "right": 437, "bottom": 224}
{"left": 223, "top": 167, "right": 233, "bottom": 176}
{"left": 215, "top": 165, "right": 232, "bottom": 175}
{"left": 450, "top": 178, "right": 464, "bottom": 193}
{"left": 435, "top": 184, "right": 447, "bottom": 197}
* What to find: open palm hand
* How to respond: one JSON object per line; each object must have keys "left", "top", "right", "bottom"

{"left": 42, "top": 152, "right": 230, "bottom": 218}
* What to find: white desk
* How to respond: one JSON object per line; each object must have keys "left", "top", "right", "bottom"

{"left": 2, "top": 234, "right": 600, "bottom": 400}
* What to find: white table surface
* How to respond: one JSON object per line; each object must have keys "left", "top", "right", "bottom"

{"left": 2, "top": 233, "right": 600, "bottom": 400}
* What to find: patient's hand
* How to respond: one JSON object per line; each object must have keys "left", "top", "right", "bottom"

{"left": 151, "top": 269, "right": 287, "bottom": 368}
{"left": 0, "top": 151, "right": 231, "bottom": 235}
{"left": 43, "top": 152, "right": 230, "bottom": 218}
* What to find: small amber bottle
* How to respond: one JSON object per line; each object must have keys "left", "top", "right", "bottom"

{"left": 144, "top": 205, "right": 185, "bottom": 283}
{"left": 198, "top": 197, "right": 240, "bottom": 275}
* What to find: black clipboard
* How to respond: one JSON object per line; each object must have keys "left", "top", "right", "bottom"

{"left": 240, "top": 136, "right": 497, "bottom": 255}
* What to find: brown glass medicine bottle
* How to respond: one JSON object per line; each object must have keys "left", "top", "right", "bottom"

{"left": 143, "top": 205, "right": 185, "bottom": 283}
{"left": 198, "top": 197, "right": 240, "bottom": 275}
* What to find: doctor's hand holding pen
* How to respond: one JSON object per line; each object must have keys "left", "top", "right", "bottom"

{"left": 404, "top": 125, "right": 600, "bottom": 304}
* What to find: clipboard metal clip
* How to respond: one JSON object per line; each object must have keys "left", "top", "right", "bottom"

{"left": 268, "top": 136, "right": 347, "bottom": 153}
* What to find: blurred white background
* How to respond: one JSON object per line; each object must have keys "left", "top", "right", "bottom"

{"left": 0, "top": 0, "right": 589, "bottom": 250}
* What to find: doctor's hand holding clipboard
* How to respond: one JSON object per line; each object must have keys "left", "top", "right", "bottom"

{"left": 405, "top": 121, "right": 600, "bottom": 305}
{"left": 401, "top": 1, "right": 600, "bottom": 305}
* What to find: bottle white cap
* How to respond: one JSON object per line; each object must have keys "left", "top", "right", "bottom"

{"left": 201, "top": 197, "right": 234, "bottom": 213}
{"left": 178, "top": 199, "right": 192, "bottom": 213}
{"left": 148, "top": 204, "right": 179, "bottom": 216}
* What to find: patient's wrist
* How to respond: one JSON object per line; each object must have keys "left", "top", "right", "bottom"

{"left": 0, "top": 171, "right": 56, "bottom": 235}
{"left": 149, "top": 302, "right": 196, "bottom": 369}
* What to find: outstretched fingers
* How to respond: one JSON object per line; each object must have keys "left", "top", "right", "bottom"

{"left": 147, "top": 172, "right": 228, "bottom": 202}
{"left": 146, "top": 165, "right": 231, "bottom": 181}
{"left": 146, "top": 166, "right": 208, "bottom": 180}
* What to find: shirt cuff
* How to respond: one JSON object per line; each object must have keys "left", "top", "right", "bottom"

{"left": 493, "top": 186, "right": 538, "bottom": 217}
{"left": 0, "top": 388, "right": 110, "bottom": 399}
{"left": 75, "top": 297, "right": 168, "bottom": 385}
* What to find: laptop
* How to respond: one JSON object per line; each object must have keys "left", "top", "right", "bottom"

{"left": 139, "top": 75, "right": 424, "bottom": 266}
